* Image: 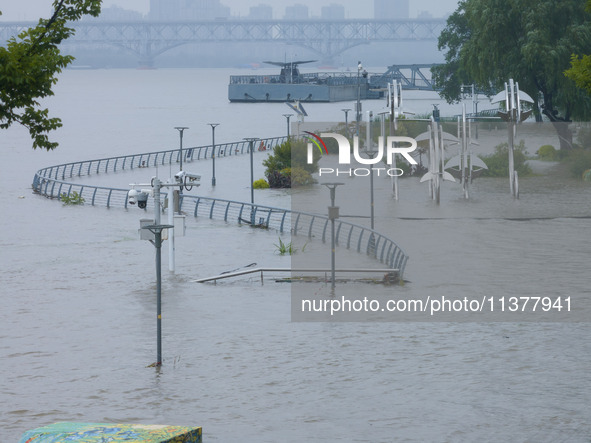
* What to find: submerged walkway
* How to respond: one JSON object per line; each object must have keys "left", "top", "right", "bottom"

{"left": 31, "top": 136, "right": 409, "bottom": 277}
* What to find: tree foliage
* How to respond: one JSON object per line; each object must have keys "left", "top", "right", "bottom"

{"left": 478, "top": 140, "right": 531, "bottom": 178}
{"left": 432, "top": 0, "right": 591, "bottom": 149}
{"left": 262, "top": 140, "right": 319, "bottom": 188}
{"left": 565, "top": 0, "right": 591, "bottom": 96}
{"left": 0, "top": 1, "right": 102, "bottom": 150}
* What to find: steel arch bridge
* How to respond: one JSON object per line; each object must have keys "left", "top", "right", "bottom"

{"left": 0, "top": 18, "right": 446, "bottom": 65}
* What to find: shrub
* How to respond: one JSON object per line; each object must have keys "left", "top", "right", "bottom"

{"left": 60, "top": 191, "right": 85, "bottom": 205}
{"left": 479, "top": 140, "right": 531, "bottom": 177}
{"left": 290, "top": 167, "right": 316, "bottom": 186}
{"left": 267, "top": 170, "right": 291, "bottom": 188}
{"left": 263, "top": 140, "right": 319, "bottom": 188}
{"left": 577, "top": 126, "right": 591, "bottom": 149}
{"left": 566, "top": 149, "right": 591, "bottom": 179}
{"left": 253, "top": 178, "right": 270, "bottom": 189}
{"left": 274, "top": 237, "right": 307, "bottom": 255}
{"left": 537, "top": 144, "right": 558, "bottom": 161}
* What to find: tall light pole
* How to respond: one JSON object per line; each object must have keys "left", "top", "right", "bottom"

{"left": 244, "top": 138, "right": 259, "bottom": 206}
{"left": 378, "top": 110, "right": 396, "bottom": 199}
{"left": 365, "top": 111, "right": 375, "bottom": 230}
{"left": 322, "top": 182, "right": 343, "bottom": 290}
{"left": 341, "top": 108, "right": 351, "bottom": 138}
{"left": 141, "top": 178, "right": 174, "bottom": 367}
{"left": 207, "top": 123, "right": 219, "bottom": 186}
{"left": 283, "top": 114, "right": 293, "bottom": 139}
{"left": 174, "top": 127, "right": 189, "bottom": 171}
{"left": 356, "top": 62, "right": 368, "bottom": 139}
{"left": 356, "top": 61, "right": 362, "bottom": 138}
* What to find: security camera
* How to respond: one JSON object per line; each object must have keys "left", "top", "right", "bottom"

{"left": 175, "top": 171, "right": 201, "bottom": 182}
{"left": 184, "top": 172, "right": 201, "bottom": 182}
{"left": 174, "top": 171, "right": 185, "bottom": 182}
{"left": 128, "top": 189, "right": 149, "bottom": 209}
{"left": 128, "top": 189, "right": 138, "bottom": 206}
{"left": 175, "top": 171, "right": 201, "bottom": 190}
{"left": 136, "top": 191, "right": 149, "bottom": 209}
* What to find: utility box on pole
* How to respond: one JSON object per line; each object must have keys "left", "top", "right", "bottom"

{"left": 139, "top": 219, "right": 155, "bottom": 241}
{"left": 140, "top": 219, "right": 169, "bottom": 240}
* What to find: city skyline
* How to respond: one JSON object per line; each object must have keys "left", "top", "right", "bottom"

{"left": 0, "top": 0, "right": 459, "bottom": 21}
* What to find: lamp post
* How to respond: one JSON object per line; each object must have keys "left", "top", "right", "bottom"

{"left": 143, "top": 221, "right": 172, "bottom": 367}
{"left": 365, "top": 111, "right": 375, "bottom": 230}
{"left": 244, "top": 138, "right": 259, "bottom": 206}
{"left": 207, "top": 123, "right": 219, "bottom": 186}
{"left": 322, "top": 182, "right": 344, "bottom": 290}
{"left": 341, "top": 108, "right": 351, "bottom": 138}
{"left": 356, "top": 61, "right": 362, "bottom": 138}
{"left": 174, "top": 127, "right": 189, "bottom": 171}
{"left": 378, "top": 110, "right": 396, "bottom": 199}
{"left": 140, "top": 177, "right": 174, "bottom": 367}
{"left": 283, "top": 114, "right": 293, "bottom": 140}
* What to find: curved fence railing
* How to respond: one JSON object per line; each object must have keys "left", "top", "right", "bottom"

{"left": 31, "top": 135, "right": 408, "bottom": 276}
{"left": 33, "top": 136, "right": 286, "bottom": 184}
{"left": 179, "top": 195, "right": 408, "bottom": 274}
{"left": 32, "top": 136, "right": 287, "bottom": 208}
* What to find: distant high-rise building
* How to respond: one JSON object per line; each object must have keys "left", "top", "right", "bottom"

{"left": 374, "top": 0, "right": 409, "bottom": 19}
{"left": 87, "top": 5, "right": 143, "bottom": 21}
{"left": 249, "top": 4, "right": 273, "bottom": 20}
{"left": 149, "top": 0, "right": 230, "bottom": 21}
{"left": 417, "top": 10, "right": 433, "bottom": 19}
{"left": 321, "top": 4, "right": 345, "bottom": 20}
{"left": 284, "top": 4, "right": 309, "bottom": 20}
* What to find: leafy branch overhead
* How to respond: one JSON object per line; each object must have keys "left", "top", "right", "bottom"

{"left": 0, "top": 1, "right": 102, "bottom": 150}
{"left": 565, "top": 0, "right": 591, "bottom": 96}
{"left": 432, "top": 0, "right": 591, "bottom": 150}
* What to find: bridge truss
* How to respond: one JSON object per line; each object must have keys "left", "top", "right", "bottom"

{"left": 0, "top": 19, "right": 446, "bottom": 65}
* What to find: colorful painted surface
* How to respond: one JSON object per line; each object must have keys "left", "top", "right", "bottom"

{"left": 19, "top": 422, "right": 202, "bottom": 443}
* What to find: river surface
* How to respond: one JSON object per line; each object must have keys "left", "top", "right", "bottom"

{"left": 1, "top": 68, "right": 590, "bottom": 442}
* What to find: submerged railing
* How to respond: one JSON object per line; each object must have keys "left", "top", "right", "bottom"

{"left": 180, "top": 195, "right": 408, "bottom": 275}
{"left": 33, "top": 136, "right": 286, "bottom": 183}
{"left": 31, "top": 135, "right": 408, "bottom": 276}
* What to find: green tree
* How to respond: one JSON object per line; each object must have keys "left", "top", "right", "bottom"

{"left": 432, "top": 0, "right": 591, "bottom": 150}
{"left": 0, "top": 1, "right": 102, "bottom": 150}
{"left": 565, "top": 0, "right": 591, "bottom": 95}
{"left": 262, "top": 140, "right": 319, "bottom": 188}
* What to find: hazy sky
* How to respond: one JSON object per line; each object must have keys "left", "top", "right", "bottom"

{"left": 0, "top": 0, "right": 459, "bottom": 21}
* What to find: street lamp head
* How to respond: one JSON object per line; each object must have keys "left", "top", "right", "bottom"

{"left": 322, "top": 182, "right": 344, "bottom": 189}
{"left": 207, "top": 123, "right": 220, "bottom": 128}
{"left": 174, "top": 126, "right": 189, "bottom": 131}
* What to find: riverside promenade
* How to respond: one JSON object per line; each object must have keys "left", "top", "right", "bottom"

{"left": 32, "top": 136, "right": 408, "bottom": 277}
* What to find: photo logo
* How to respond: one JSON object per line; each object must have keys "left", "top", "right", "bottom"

{"left": 303, "top": 131, "right": 329, "bottom": 156}
{"left": 305, "top": 132, "right": 418, "bottom": 177}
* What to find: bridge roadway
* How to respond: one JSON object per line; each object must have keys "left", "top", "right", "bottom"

{"left": 0, "top": 18, "right": 446, "bottom": 65}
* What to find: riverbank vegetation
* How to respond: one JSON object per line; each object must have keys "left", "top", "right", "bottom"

{"left": 432, "top": 0, "right": 591, "bottom": 151}
{"left": 262, "top": 140, "right": 319, "bottom": 188}
{"left": 478, "top": 141, "right": 532, "bottom": 178}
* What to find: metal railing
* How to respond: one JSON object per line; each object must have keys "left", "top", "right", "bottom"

{"left": 33, "top": 136, "right": 286, "bottom": 183}
{"left": 31, "top": 135, "right": 408, "bottom": 276}
{"left": 180, "top": 195, "right": 408, "bottom": 275}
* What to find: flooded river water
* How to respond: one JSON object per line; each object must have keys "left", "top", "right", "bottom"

{"left": 1, "top": 68, "right": 590, "bottom": 442}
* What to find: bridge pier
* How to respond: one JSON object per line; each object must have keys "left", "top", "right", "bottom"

{"left": 138, "top": 55, "right": 155, "bottom": 69}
